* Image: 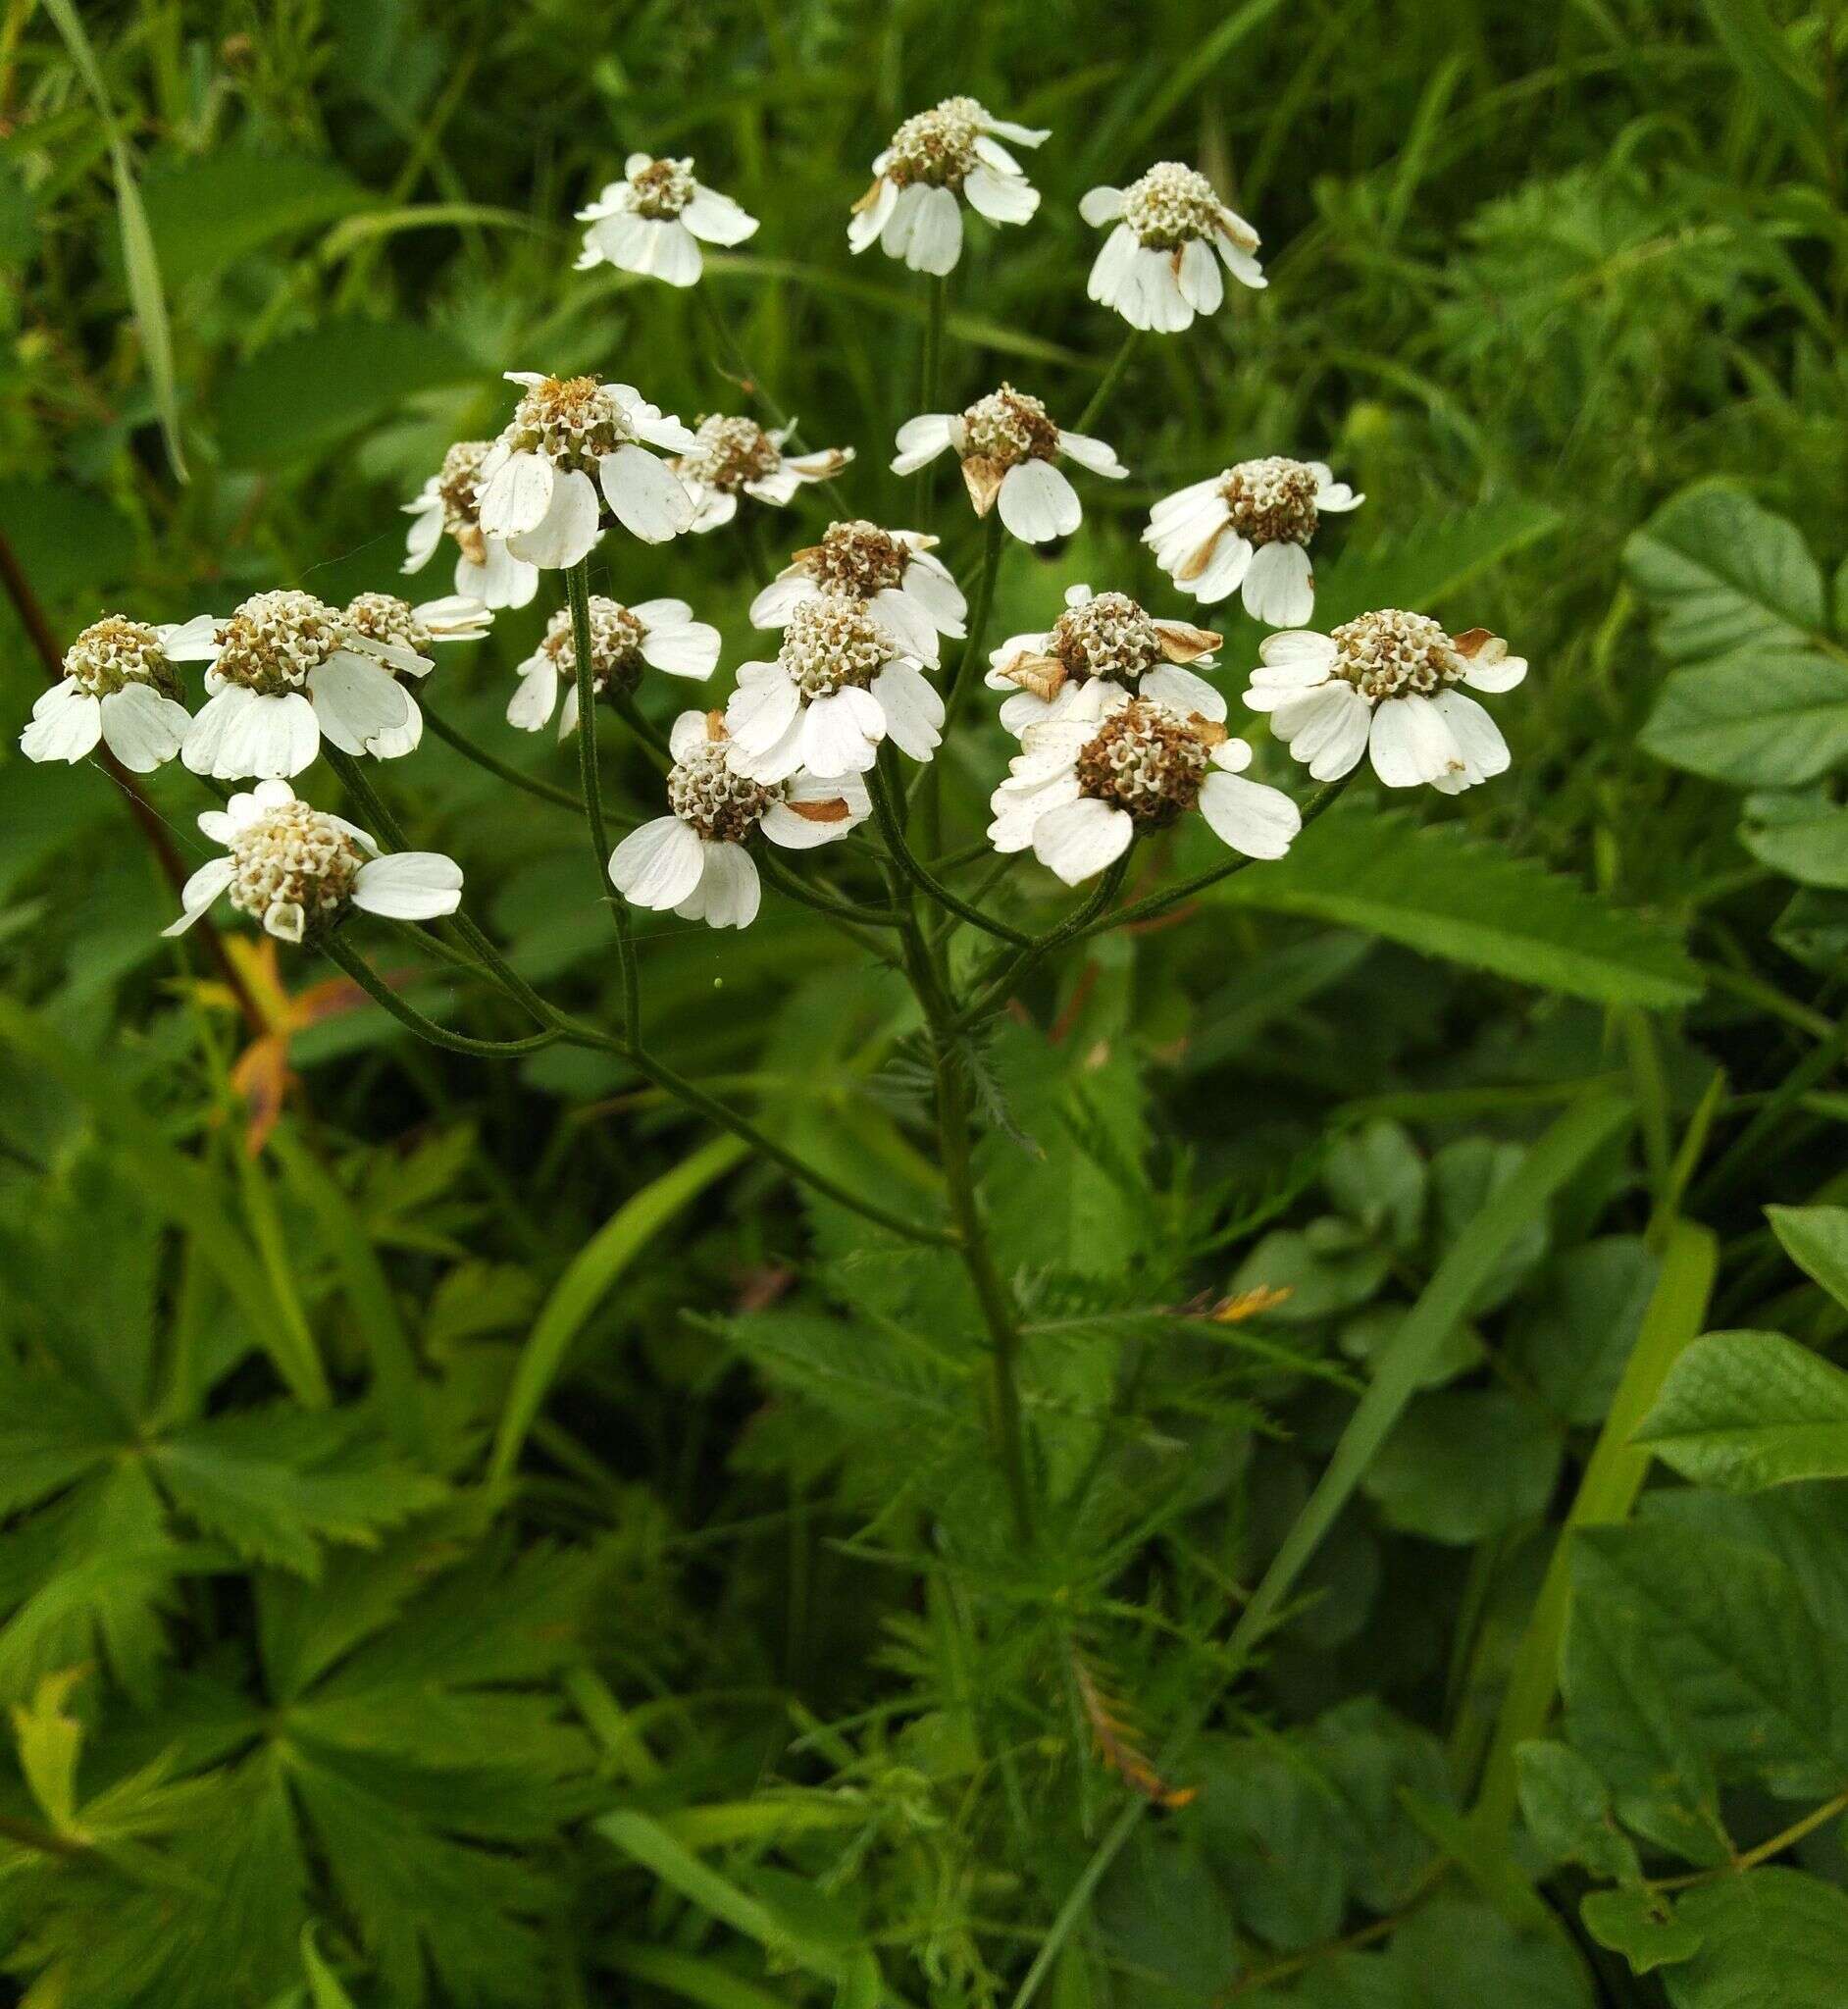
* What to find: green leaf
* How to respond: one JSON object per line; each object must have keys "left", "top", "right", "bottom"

{"left": 1580, "top": 1884, "right": 1703, "bottom": 1974}
{"left": 1188, "top": 1736, "right": 1348, "bottom": 1951}
{"left": 215, "top": 319, "right": 484, "bottom": 467}
{"left": 1738, "top": 790, "right": 1848, "bottom": 885}
{"left": 1363, "top": 1389, "right": 1561, "bottom": 1544}
{"left": 1640, "top": 652, "right": 1848, "bottom": 787}
{"left": 1313, "top": 495, "right": 1562, "bottom": 629}
{"left": 10, "top": 1669, "right": 86, "bottom": 1829}
{"left": 1665, "top": 1870, "right": 1848, "bottom": 2009}
{"left": 1696, "top": 0, "right": 1829, "bottom": 177}
{"left": 1514, "top": 1740, "right": 1642, "bottom": 1881}
{"left": 1214, "top": 809, "right": 1701, "bottom": 1008}
{"left": 1635, "top": 1330, "right": 1848, "bottom": 1490}
{"left": 141, "top": 145, "right": 373, "bottom": 284}
{"left": 488, "top": 1135, "right": 744, "bottom": 1490}
{"left": 1768, "top": 1204, "right": 1848, "bottom": 1313}
{"left": 1507, "top": 1237, "right": 1660, "bottom": 1428}
{"left": 1625, "top": 485, "right": 1826, "bottom": 663}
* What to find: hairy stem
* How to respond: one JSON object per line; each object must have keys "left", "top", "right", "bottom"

{"left": 1075, "top": 329, "right": 1142, "bottom": 435}
{"left": 322, "top": 935, "right": 564, "bottom": 1058}
{"left": 568, "top": 559, "right": 642, "bottom": 1038}
{"left": 420, "top": 697, "right": 589, "bottom": 814}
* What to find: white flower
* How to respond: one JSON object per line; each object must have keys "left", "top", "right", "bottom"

{"left": 1080, "top": 162, "right": 1264, "bottom": 332}
{"left": 989, "top": 685, "right": 1300, "bottom": 885}
{"left": 508, "top": 595, "right": 721, "bottom": 737}
{"left": 176, "top": 591, "right": 428, "bottom": 781}
{"left": 341, "top": 592, "right": 492, "bottom": 759}
{"left": 1245, "top": 611, "right": 1527, "bottom": 794}
{"left": 893, "top": 386, "right": 1126, "bottom": 544}
{"left": 21, "top": 615, "right": 198, "bottom": 773}
{"left": 750, "top": 520, "right": 965, "bottom": 668}
{"left": 986, "top": 584, "right": 1223, "bottom": 735}
{"left": 164, "top": 780, "right": 462, "bottom": 946}
{"left": 848, "top": 97, "right": 1047, "bottom": 275}
{"left": 723, "top": 592, "right": 941, "bottom": 784}
{"left": 609, "top": 709, "right": 871, "bottom": 930}
{"left": 574, "top": 154, "right": 758, "bottom": 287}
{"left": 475, "top": 373, "right": 697, "bottom": 569}
{"left": 402, "top": 438, "right": 539, "bottom": 610}
{"left": 668, "top": 415, "right": 852, "bottom": 532}
{"left": 1145, "top": 457, "right": 1361, "bottom": 628}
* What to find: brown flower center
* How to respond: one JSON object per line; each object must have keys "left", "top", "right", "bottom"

{"left": 666, "top": 735, "right": 778, "bottom": 843}
{"left": 630, "top": 156, "right": 695, "bottom": 220}
{"left": 1052, "top": 592, "right": 1164, "bottom": 687}
{"left": 885, "top": 97, "right": 984, "bottom": 190}
{"left": 779, "top": 592, "right": 890, "bottom": 696}
{"left": 229, "top": 800, "right": 366, "bottom": 942}
{"left": 679, "top": 415, "right": 783, "bottom": 491}
{"left": 800, "top": 521, "right": 911, "bottom": 599}
{"left": 1220, "top": 457, "right": 1320, "bottom": 545}
{"left": 958, "top": 386, "right": 1059, "bottom": 469}
{"left": 1074, "top": 699, "right": 1215, "bottom": 827}
{"left": 343, "top": 592, "right": 432, "bottom": 659}
{"left": 540, "top": 598, "right": 646, "bottom": 695}
{"left": 1329, "top": 608, "right": 1463, "bottom": 700}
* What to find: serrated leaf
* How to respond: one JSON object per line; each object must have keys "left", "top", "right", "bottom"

{"left": 1665, "top": 1870, "right": 1848, "bottom": 2009}
{"left": 1635, "top": 1330, "right": 1848, "bottom": 1490}
{"left": 1625, "top": 485, "right": 1826, "bottom": 662}
{"left": 1514, "top": 1740, "right": 1642, "bottom": 1881}
{"left": 1640, "top": 651, "right": 1848, "bottom": 787}
{"left": 1214, "top": 808, "right": 1700, "bottom": 1006}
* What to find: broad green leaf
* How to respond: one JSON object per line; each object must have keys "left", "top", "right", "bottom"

{"left": 141, "top": 145, "right": 373, "bottom": 284}
{"left": 1364, "top": 1389, "right": 1560, "bottom": 1543}
{"left": 1636, "top": 1330, "right": 1848, "bottom": 1490}
{"left": 215, "top": 319, "right": 484, "bottom": 467}
{"left": 1768, "top": 1204, "right": 1848, "bottom": 1313}
{"left": 1625, "top": 485, "right": 1825, "bottom": 663}
{"left": 1189, "top": 1736, "right": 1349, "bottom": 1950}
{"left": 1514, "top": 1740, "right": 1641, "bottom": 1881}
{"left": 1666, "top": 1870, "right": 1848, "bottom": 2009}
{"left": 1507, "top": 1236, "right": 1659, "bottom": 1428}
{"left": 1640, "top": 651, "right": 1848, "bottom": 787}
{"left": 1580, "top": 1884, "right": 1703, "bottom": 1974}
{"left": 487, "top": 1135, "right": 745, "bottom": 1489}
{"left": 1094, "top": 1829, "right": 1235, "bottom": 2008}
{"left": 1215, "top": 810, "right": 1701, "bottom": 1008}
{"left": 1740, "top": 790, "right": 1848, "bottom": 885}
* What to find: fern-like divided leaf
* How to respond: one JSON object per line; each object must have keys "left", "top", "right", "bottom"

{"left": 1211, "top": 807, "right": 1701, "bottom": 1007}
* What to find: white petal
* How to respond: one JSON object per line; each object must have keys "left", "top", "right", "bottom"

{"left": 724, "top": 662, "right": 801, "bottom": 752}
{"left": 847, "top": 177, "right": 898, "bottom": 254}
{"left": 98, "top": 684, "right": 190, "bottom": 772}
{"left": 1199, "top": 771, "right": 1300, "bottom": 859}
{"left": 368, "top": 692, "right": 423, "bottom": 760}
{"left": 749, "top": 575, "right": 814, "bottom": 629}
{"left": 508, "top": 467, "right": 602, "bottom": 568}
{"left": 639, "top": 618, "right": 721, "bottom": 680}
{"left": 162, "top": 856, "right": 234, "bottom": 937}
{"left": 1179, "top": 533, "right": 1253, "bottom": 603}
{"left": 402, "top": 503, "right": 442, "bottom": 572}
{"left": 683, "top": 187, "right": 759, "bottom": 246}
{"left": 964, "top": 165, "right": 1038, "bottom": 225}
{"left": 1087, "top": 224, "right": 1141, "bottom": 313}
{"left": 352, "top": 851, "right": 464, "bottom": 920}
{"left": 1057, "top": 431, "right": 1127, "bottom": 477}
{"left": 1031, "top": 798, "right": 1133, "bottom": 886}
{"left": 20, "top": 682, "right": 102, "bottom": 764}
{"left": 1079, "top": 185, "right": 1125, "bottom": 225}
{"left": 157, "top": 614, "right": 224, "bottom": 661}
{"left": 870, "top": 661, "right": 945, "bottom": 763}
{"left": 1258, "top": 629, "right": 1340, "bottom": 671}
{"left": 864, "top": 587, "right": 939, "bottom": 666}
{"left": 1271, "top": 682, "right": 1371, "bottom": 780}
{"left": 899, "top": 556, "right": 965, "bottom": 635}
{"left": 1432, "top": 688, "right": 1511, "bottom": 782}
{"left": 1241, "top": 541, "right": 1316, "bottom": 629}
{"left": 469, "top": 540, "right": 540, "bottom": 609}
{"left": 668, "top": 709, "right": 712, "bottom": 761}
{"left": 892, "top": 412, "right": 955, "bottom": 476}
{"left": 477, "top": 449, "right": 555, "bottom": 539}
{"left": 1367, "top": 693, "right": 1465, "bottom": 789}
{"left": 677, "top": 843, "right": 760, "bottom": 929}
{"left": 1140, "top": 664, "right": 1226, "bottom": 722}
{"left": 308, "top": 652, "right": 412, "bottom": 757}
{"left": 610, "top": 814, "right": 706, "bottom": 909}
{"left": 799, "top": 686, "right": 886, "bottom": 776}
{"left": 506, "top": 662, "right": 559, "bottom": 732}
{"left": 1461, "top": 650, "right": 1528, "bottom": 694}
{"left": 998, "top": 460, "right": 1081, "bottom": 543}
{"left": 1176, "top": 236, "right": 1224, "bottom": 316}
{"left": 600, "top": 444, "right": 694, "bottom": 543}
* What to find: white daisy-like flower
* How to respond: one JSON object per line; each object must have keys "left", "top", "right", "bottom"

{"left": 848, "top": 96, "right": 1047, "bottom": 275}
{"left": 21, "top": 614, "right": 200, "bottom": 773}
{"left": 508, "top": 595, "right": 721, "bottom": 737}
{"left": 402, "top": 439, "right": 539, "bottom": 610}
{"left": 1080, "top": 162, "right": 1264, "bottom": 332}
{"left": 340, "top": 592, "right": 492, "bottom": 759}
{"left": 609, "top": 709, "right": 872, "bottom": 931}
{"left": 986, "top": 584, "right": 1223, "bottom": 735}
{"left": 164, "top": 780, "right": 462, "bottom": 947}
{"left": 475, "top": 373, "right": 697, "bottom": 570}
{"left": 893, "top": 386, "right": 1126, "bottom": 544}
{"left": 668, "top": 416, "right": 852, "bottom": 533}
{"left": 574, "top": 154, "right": 758, "bottom": 287}
{"left": 1145, "top": 457, "right": 1362, "bottom": 628}
{"left": 989, "top": 685, "right": 1300, "bottom": 885}
{"left": 750, "top": 520, "right": 965, "bottom": 669}
{"left": 723, "top": 591, "right": 942, "bottom": 783}
{"left": 1245, "top": 612, "right": 1527, "bottom": 795}
{"left": 175, "top": 591, "right": 428, "bottom": 781}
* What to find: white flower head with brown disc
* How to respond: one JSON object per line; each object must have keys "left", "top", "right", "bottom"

{"left": 669, "top": 415, "right": 852, "bottom": 533}
{"left": 1145, "top": 457, "right": 1361, "bottom": 628}
{"left": 22, "top": 614, "right": 200, "bottom": 773}
{"left": 164, "top": 780, "right": 462, "bottom": 946}
{"left": 724, "top": 591, "right": 943, "bottom": 783}
{"left": 340, "top": 591, "right": 492, "bottom": 760}
{"left": 575, "top": 154, "right": 758, "bottom": 287}
{"left": 1081, "top": 162, "right": 1264, "bottom": 332}
{"left": 175, "top": 590, "right": 429, "bottom": 781}
{"left": 986, "top": 584, "right": 1224, "bottom": 736}
{"left": 508, "top": 595, "right": 721, "bottom": 738}
{"left": 475, "top": 372, "right": 698, "bottom": 570}
{"left": 989, "top": 685, "right": 1300, "bottom": 885}
{"left": 1245, "top": 611, "right": 1526, "bottom": 794}
{"left": 848, "top": 96, "right": 1047, "bottom": 275}
{"left": 893, "top": 386, "right": 1126, "bottom": 544}
{"left": 609, "top": 709, "right": 872, "bottom": 931}
{"left": 402, "top": 438, "right": 539, "bottom": 610}
{"left": 751, "top": 521, "right": 966, "bottom": 669}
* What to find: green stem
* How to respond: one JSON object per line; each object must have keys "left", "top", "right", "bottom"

{"left": 754, "top": 848, "right": 902, "bottom": 929}
{"left": 910, "top": 509, "right": 1004, "bottom": 850}
{"left": 949, "top": 855, "right": 1130, "bottom": 1034}
{"left": 871, "top": 763, "right": 1028, "bottom": 944}
{"left": 323, "top": 746, "right": 412, "bottom": 850}
{"left": 921, "top": 274, "right": 949, "bottom": 410}
{"left": 568, "top": 559, "right": 642, "bottom": 1039}
{"left": 693, "top": 281, "right": 794, "bottom": 433}
{"left": 420, "top": 698, "right": 588, "bottom": 814}
{"left": 1694, "top": 1006, "right": 1848, "bottom": 1209}
{"left": 609, "top": 688, "right": 674, "bottom": 770}
{"left": 1075, "top": 330, "right": 1142, "bottom": 435}
{"left": 322, "top": 934, "right": 564, "bottom": 1058}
